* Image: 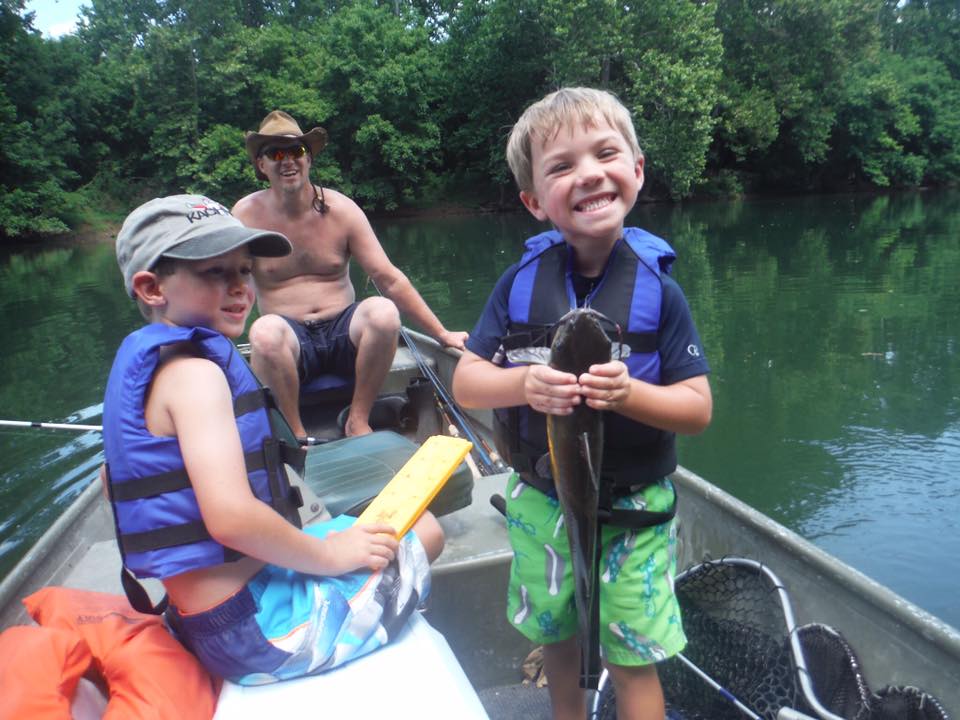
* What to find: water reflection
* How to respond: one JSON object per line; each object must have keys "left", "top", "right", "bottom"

{"left": 0, "top": 190, "right": 958, "bottom": 630}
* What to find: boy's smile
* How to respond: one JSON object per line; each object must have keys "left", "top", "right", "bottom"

{"left": 158, "top": 246, "right": 255, "bottom": 337}
{"left": 520, "top": 118, "right": 644, "bottom": 262}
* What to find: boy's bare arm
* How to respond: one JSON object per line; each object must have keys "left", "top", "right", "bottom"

{"left": 579, "top": 361, "right": 712, "bottom": 434}
{"left": 453, "top": 350, "right": 581, "bottom": 414}
{"left": 158, "top": 357, "right": 399, "bottom": 574}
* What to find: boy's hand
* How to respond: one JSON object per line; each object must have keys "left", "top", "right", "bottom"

{"left": 579, "top": 361, "right": 631, "bottom": 411}
{"left": 525, "top": 364, "right": 581, "bottom": 415}
{"left": 322, "top": 522, "right": 400, "bottom": 574}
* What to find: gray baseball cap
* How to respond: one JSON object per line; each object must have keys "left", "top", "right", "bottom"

{"left": 116, "top": 194, "right": 291, "bottom": 296}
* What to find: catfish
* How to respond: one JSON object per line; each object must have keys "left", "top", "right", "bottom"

{"left": 545, "top": 308, "right": 611, "bottom": 689}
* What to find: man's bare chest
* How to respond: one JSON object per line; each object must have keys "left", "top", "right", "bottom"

{"left": 257, "top": 234, "right": 351, "bottom": 282}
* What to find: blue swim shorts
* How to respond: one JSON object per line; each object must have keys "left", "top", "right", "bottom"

{"left": 165, "top": 515, "right": 431, "bottom": 685}
{"left": 283, "top": 304, "right": 359, "bottom": 382}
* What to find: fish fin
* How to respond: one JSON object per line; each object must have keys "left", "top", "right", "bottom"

{"left": 505, "top": 347, "right": 552, "bottom": 365}
{"left": 578, "top": 432, "right": 601, "bottom": 492}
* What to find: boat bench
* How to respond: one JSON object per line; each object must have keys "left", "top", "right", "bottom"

{"left": 297, "top": 346, "right": 429, "bottom": 406}
{"left": 59, "top": 541, "right": 489, "bottom": 720}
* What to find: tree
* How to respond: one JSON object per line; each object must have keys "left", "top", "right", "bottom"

{"left": 830, "top": 56, "right": 927, "bottom": 188}
{"left": 619, "top": 1, "right": 723, "bottom": 198}
{"left": 0, "top": 0, "right": 78, "bottom": 237}
{"left": 712, "top": 0, "right": 883, "bottom": 191}
{"left": 254, "top": 3, "right": 445, "bottom": 209}
{"left": 889, "top": 0, "right": 960, "bottom": 81}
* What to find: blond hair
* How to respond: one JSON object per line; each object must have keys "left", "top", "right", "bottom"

{"left": 506, "top": 87, "right": 643, "bottom": 193}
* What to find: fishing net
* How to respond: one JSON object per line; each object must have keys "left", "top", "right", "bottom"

{"left": 593, "top": 558, "right": 951, "bottom": 720}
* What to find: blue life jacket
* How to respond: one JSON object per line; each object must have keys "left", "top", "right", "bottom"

{"left": 494, "top": 227, "right": 679, "bottom": 492}
{"left": 103, "top": 324, "right": 305, "bottom": 581}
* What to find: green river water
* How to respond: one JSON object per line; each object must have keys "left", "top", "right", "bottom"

{"left": 1, "top": 190, "right": 958, "bottom": 629}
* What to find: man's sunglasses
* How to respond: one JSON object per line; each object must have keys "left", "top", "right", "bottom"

{"left": 260, "top": 145, "right": 307, "bottom": 162}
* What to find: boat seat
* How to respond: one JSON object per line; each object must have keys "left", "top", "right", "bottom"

{"left": 298, "top": 373, "right": 354, "bottom": 409}
{"left": 213, "top": 613, "right": 489, "bottom": 719}
{"left": 298, "top": 431, "right": 474, "bottom": 521}
{"left": 298, "top": 346, "right": 427, "bottom": 405}
{"left": 301, "top": 372, "right": 353, "bottom": 394}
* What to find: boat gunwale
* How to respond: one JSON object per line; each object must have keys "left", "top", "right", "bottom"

{"left": 672, "top": 464, "right": 960, "bottom": 660}
{"left": 0, "top": 476, "right": 102, "bottom": 617}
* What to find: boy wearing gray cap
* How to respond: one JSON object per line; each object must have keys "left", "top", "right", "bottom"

{"left": 102, "top": 195, "right": 443, "bottom": 685}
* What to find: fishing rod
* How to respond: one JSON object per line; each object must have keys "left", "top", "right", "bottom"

{"left": 367, "top": 280, "right": 506, "bottom": 475}
{"left": 435, "top": 398, "right": 482, "bottom": 478}
{"left": 674, "top": 653, "right": 762, "bottom": 720}
{"left": 0, "top": 419, "right": 102, "bottom": 432}
{"left": 401, "top": 326, "right": 505, "bottom": 475}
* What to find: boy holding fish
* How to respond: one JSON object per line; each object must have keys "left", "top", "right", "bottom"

{"left": 101, "top": 195, "right": 443, "bottom": 685}
{"left": 453, "top": 88, "right": 712, "bottom": 719}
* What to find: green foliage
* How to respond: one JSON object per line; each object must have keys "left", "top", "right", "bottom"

{"left": 183, "top": 124, "right": 252, "bottom": 200}
{"left": 713, "top": 0, "right": 884, "bottom": 189}
{"left": 891, "top": 54, "right": 960, "bottom": 185}
{"left": 620, "top": 1, "right": 723, "bottom": 198}
{"left": 439, "top": 0, "right": 551, "bottom": 194}
{"left": 833, "top": 57, "right": 927, "bottom": 187}
{"left": 889, "top": 0, "right": 960, "bottom": 80}
{"left": 2, "top": 0, "right": 960, "bottom": 239}
{"left": 312, "top": 3, "right": 443, "bottom": 209}
{"left": 0, "top": 183, "right": 72, "bottom": 237}
{"left": 1, "top": 1, "right": 81, "bottom": 237}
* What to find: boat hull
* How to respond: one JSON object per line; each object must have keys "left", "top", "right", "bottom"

{"left": 1, "top": 330, "right": 957, "bottom": 715}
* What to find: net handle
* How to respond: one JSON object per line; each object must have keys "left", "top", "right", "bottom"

{"left": 680, "top": 558, "right": 847, "bottom": 720}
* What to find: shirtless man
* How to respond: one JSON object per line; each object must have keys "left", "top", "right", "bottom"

{"left": 233, "top": 111, "right": 468, "bottom": 439}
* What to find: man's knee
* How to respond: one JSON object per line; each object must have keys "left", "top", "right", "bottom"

{"left": 249, "top": 315, "right": 295, "bottom": 359}
{"left": 354, "top": 297, "right": 400, "bottom": 341}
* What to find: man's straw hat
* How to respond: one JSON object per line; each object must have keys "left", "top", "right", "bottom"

{"left": 245, "top": 110, "right": 328, "bottom": 180}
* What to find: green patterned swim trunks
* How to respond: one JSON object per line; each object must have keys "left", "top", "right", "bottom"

{"left": 504, "top": 472, "right": 687, "bottom": 666}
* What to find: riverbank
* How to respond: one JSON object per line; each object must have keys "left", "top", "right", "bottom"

{"left": 6, "top": 182, "right": 956, "bottom": 249}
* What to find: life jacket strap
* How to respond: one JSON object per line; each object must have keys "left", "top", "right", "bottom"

{"left": 500, "top": 444, "right": 678, "bottom": 531}
{"left": 121, "top": 520, "right": 215, "bottom": 554}
{"left": 262, "top": 437, "right": 304, "bottom": 528}
{"left": 597, "top": 482, "right": 677, "bottom": 530}
{"left": 597, "top": 500, "right": 677, "bottom": 529}
{"left": 234, "top": 388, "right": 269, "bottom": 416}
{"left": 109, "top": 445, "right": 303, "bottom": 502}
{"left": 121, "top": 566, "right": 168, "bottom": 615}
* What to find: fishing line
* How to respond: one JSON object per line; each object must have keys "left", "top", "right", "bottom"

{"left": 402, "top": 329, "right": 501, "bottom": 474}
{"left": 367, "top": 280, "right": 506, "bottom": 475}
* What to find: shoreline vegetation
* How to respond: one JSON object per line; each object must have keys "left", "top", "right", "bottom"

{"left": 3, "top": 0, "right": 959, "bottom": 243}
{"left": 6, "top": 183, "right": 958, "bottom": 251}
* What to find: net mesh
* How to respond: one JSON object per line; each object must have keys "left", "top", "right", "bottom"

{"left": 594, "top": 558, "right": 951, "bottom": 720}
